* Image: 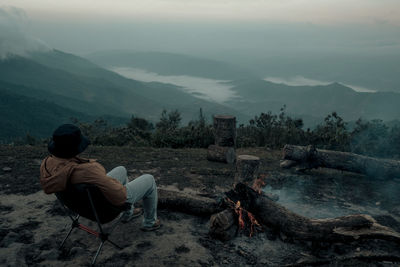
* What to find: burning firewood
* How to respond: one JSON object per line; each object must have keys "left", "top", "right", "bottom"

{"left": 227, "top": 183, "right": 400, "bottom": 244}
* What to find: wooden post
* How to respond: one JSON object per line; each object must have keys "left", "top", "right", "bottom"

{"left": 213, "top": 115, "right": 236, "bottom": 147}
{"left": 207, "top": 115, "right": 236, "bottom": 164}
{"left": 234, "top": 155, "right": 260, "bottom": 186}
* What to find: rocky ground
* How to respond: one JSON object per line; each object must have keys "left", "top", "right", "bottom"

{"left": 0, "top": 145, "right": 399, "bottom": 266}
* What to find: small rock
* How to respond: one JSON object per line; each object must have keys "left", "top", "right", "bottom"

{"left": 0, "top": 232, "right": 18, "bottom": 247}
{"left": 2, "top": 167, "right": 12, "bottom": 172}
{"left": 237, "top": 250, "right": 246, "bottom": 256}
{"left": 280, "top": 160, "right": 297, "bottom": 169}
{"left": 70, "top": 246, "right": 86, "bottom": 256}
{"left": 356, "top": 247, "right": 361, "bottom": 252}
{"left": 375, "top": 201, "right": 381, "bottom": 206}
{"left": 222, "top": 259, "right": 229, "bottom": 264}
{"left": 39, "top": 248, "right": 60, "bottom": 261}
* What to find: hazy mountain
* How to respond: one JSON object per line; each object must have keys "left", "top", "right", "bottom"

{"left": 86, "top": 50, "right": 400, "bottom": 126}
{"left": 0, "top": 82, "right": 130, "bottom": 141}
{"left": 86, "top": 50, "right": 256, "bottom": 80}
{"left": 1, "top": 48, "right": 399, "bottom": 140}
{"left": 226, "top": 53, "right": 400, "bottom": 93}
{"left": 0, "top": 54, "right": 156, "bottom": 117}
{"left": 0, "top": 87, "right": 88, "bottom": 141}
{"left": 0, "top": 50, "right": 250, "bottom": 140}
{"left": 226, "top": 79, "right": 400, "bottom": 127}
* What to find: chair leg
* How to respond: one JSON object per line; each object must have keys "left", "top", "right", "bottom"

{"left": 59, "top": 214, "right": 80, "bottom": 250}
{"left": 92, "top": 241, "right": 105, "bottom": 266}
{"left": 107, "top": 239, "right": 123, "bottom": 250}
{"left": 59, "top": 226, "right": 74, "bottom": 249}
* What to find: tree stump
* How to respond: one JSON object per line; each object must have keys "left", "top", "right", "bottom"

{"left": 207, "top": 145, "right": 236, "bottom": 164}
{"left": 213, "top": 115, "right": 236, "bottom": 147}
{"left": 234, "top": 155, "right": 260, "bottom": 186}
{"left": 208, "top": 115, "right": 236, "bottom": 164}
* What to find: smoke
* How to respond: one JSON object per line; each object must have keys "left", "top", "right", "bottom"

{"left": 0, "top": 6, "right": 49, "bottom": 59}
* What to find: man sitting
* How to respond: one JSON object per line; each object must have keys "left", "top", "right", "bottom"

{"left": 39, "top": 124, "right": 160, "bottom": 231}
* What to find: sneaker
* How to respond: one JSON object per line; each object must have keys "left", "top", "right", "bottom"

{"left": 140, "top": 219, "right": 161, "bottom": 232}
{"left": 121, "top": 208, "right": 143, "bottom": 223}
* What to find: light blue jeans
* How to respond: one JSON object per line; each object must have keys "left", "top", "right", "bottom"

{"left": 107, "top": 166, "right": 158, "bottom": 227}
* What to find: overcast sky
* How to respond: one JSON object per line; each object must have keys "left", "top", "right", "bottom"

{"left": 1, "top": 1, "right": 400, "bottom": 91}
{"left": 1, "top": 1, "right": 400, "bottom": 60}
{"left": 2, "top": 0, "right": 400, "bottom": 25}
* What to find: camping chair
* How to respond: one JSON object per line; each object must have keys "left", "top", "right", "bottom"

{"left": 55, "top": 183, "right": 131, "bottom": 266}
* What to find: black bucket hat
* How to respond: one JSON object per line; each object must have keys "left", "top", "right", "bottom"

{"left": 48, "top": 124, "right": 90, "bottom": 158}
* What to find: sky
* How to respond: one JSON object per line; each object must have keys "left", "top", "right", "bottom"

{"left": 1, "top": 0, "right": 399, "bottom": 56}
{"left": 2, "top": 0, "right": 400, "bottom": 25}
{"left": 1, "top": 1, "right": 400, "bottom": 91}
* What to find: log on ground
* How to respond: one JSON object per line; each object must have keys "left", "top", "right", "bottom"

{"left": 207, "top": 145, "right": 236, "bottom": 164}
{"left": 282, "top": 144, "right": 400, "bottom": 179}
{"left": 209, "top": 209, "right": 237, "bottom": 241}
{"left": 226, "top": 183, "right": 400, "bottom": 244}
{"left": 158, "top": 188, "right": 224, "bottom": 216}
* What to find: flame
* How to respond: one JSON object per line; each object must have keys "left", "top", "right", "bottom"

{"left": 227, "top": 198, "right": 262, "bottom": 237}
{"left": 247, "top": 212, "right": 262, "bottom": 237}
{"left": 235, "top": 201, "right": 245, "bottom": 229}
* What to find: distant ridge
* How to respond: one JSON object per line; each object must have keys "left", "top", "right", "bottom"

{"left": 86, "top": 50, "right": 257, "bottom": 80}
{"left": 0, "top": 50, "right": 248, "bottom": 140}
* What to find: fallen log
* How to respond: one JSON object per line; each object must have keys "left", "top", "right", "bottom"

{"left": 282, "top": 144, "right": 400, "bottom": 179}
{"left": 207, "top": 145, "right": 236, "bottom": 164}
{"left": 157, "top": 188, "right": 224, "bottom": 216}
{"left": 225, "top": 183, "right": 400, "bottom": 244}
{"left": 287, "top": 253, "right": 400, "bottom": 267}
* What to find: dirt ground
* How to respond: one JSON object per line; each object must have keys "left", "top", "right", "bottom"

{"left": 0, "top": 145, "right": 399, "bottom": 266}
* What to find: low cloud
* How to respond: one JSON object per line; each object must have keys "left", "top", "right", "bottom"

{"left": 264, "top": 76, "right": 377, "bottom": 93}
{"left": 0, "top": 6, "right": 49, "bottom": 59}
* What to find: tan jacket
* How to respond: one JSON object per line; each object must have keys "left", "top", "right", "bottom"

{"left": 40, "top": 156, "right": 127, "bottom": 206}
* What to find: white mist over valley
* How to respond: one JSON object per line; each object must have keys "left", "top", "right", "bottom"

{"left": 264, "top": 76, "right": 377, "bottom": 93}
{"left": 111, "top": 67, "right": 239, "bottom": 103}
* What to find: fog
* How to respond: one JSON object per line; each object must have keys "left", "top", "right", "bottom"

{"left": 264, "top": 76, "right": 377, "bottom": 93}
{"left": 111, "top": 67, "right": 238, "bottom": 103}
{"left": 0, "top": 6, "right": 49, "bottom": 59}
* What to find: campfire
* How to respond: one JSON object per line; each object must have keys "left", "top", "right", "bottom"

{"left": 226, "top": 198, "right": 262, "bottom": 237}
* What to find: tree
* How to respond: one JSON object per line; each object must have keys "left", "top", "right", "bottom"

{"left": 312, "top": 112, "right": 350, "bottom": 151}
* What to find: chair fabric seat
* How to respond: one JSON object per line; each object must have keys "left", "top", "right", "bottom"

{"left": 56, "top": 183, "right": 129, "bottom": 224}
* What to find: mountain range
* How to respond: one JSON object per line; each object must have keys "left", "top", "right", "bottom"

{"left": 1, "top": 49, "right": 399, "bottom": 141}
